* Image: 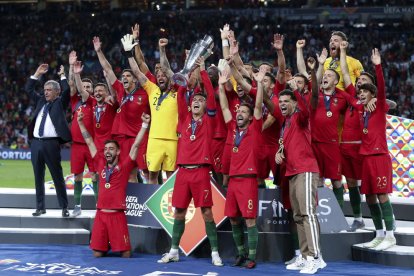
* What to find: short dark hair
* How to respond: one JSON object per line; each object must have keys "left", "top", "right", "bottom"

{"left": 359, "top": 83, "right": 377, "bottom": 96}
{"left": 326, "top": 69, "right": 341, "bottom": 82}
{"left": 122, "top": 69, "right": 134, "bottom": 75}
{"left": 359, "top": 72, "right": 376, "bottom": 85}
{"left": 259, "top": 62, "right": 273, "bottom": 69}
{"left": 239, "top": 102, "right": 254, "bottom": 116}
{"left": 94, "top": 82, "right": 108, "bottom": 91}
{"left": 279, "top": 89, "right": 297, "bottom": 101}
{"left": 265, "top": 72, "right": 276, "bottom": 84}
{"left": 331, "top": 31, "right": 348, "bottom": 41}
{"left": 104, "top": 139, "right": 120, "bottom": 149}
{"left": 193, "top": 92, "right": 207, "bottom": 99}
{"left": 81, "top": 78, "right": 93, "bottom": 85}
{"left": 294, "top": 73, "right": 309, "bottom": 84}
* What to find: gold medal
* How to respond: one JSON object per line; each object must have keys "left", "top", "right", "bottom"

{"left": 96, "top": 123, "right": 101, "bottom": 128}
{"left": 363, "top": 128, "right": 368, "bottom": 134}
{"left": 156, "top": 105, "right": 160, "bottom": 111}
{"left": 190, "top": 135, "right": 196, "bottom": 141}
{"left": 117, "top": 108, "right": 121, "bottom": 113}
{"left": 105, "top": 182, "right": 111, "bottom": 189}
{"left": 188, "top": 106, "right": 191, "bottom": 112}
{"left": 326, "top": 111, "right": 332, "bottom": 117}
{"left": 233, "top": 147, "right": 238, "bottom": 153}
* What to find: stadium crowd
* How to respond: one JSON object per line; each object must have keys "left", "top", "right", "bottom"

{"left": 0, "top": 9, "right": 413, "bottom": 149}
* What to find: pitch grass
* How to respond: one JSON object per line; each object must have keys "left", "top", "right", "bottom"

{"left": 0, "top": 160, "right": 71, "bottom": 189}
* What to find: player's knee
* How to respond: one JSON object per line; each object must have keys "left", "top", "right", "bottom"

{"left": 245, "top": 218, "right": 256, "bottom": 228}
{"left": 201, "top": 207, "right": 213, "bottom": 221}
{"left": 174, "top": 208, "right": 187, "bottom": 220}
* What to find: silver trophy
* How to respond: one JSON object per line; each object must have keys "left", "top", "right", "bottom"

{"left": 173, "top": 35, "right": 214, "bottom": 87}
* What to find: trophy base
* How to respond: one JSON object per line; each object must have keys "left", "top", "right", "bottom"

{"left": 172, "top": 73, "right": 188, "bottom": 87}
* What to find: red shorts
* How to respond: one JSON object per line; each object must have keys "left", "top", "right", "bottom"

{"left": 360, "top": 154, "right": 392, "bottom": 195}
{"left": 90, "top": 210, "right": 131, "bottom": 252}
{"left": 221, "top": 144, "right": 232, "bottom": 175}
{"left": 114, "top": 134, "right": 148, "bottom": 170}
{"left": 211, "top": 138, "right": 226, "bottom": 173}
{"left": 278, "top": 164, "right": 291, "bottom": 210}
{"left": 225, "top": 177, "right": 258, "bottom": 219}
{"left": 312, "top": 142, "right": 342, "bottom": 180}
{"left": 172, "top": 166, "right": 213, "bottom": 208}
{"left": 257, "top": 144, "right": 277, "bottom": 179}
{"left": 71, "top": 142, "right": 95, "bottom": 174}
{"left": 340, "top": 143, "right": 363, "bottom": 180}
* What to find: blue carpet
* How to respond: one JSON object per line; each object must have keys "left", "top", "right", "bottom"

{"left": 0, "top": 244, "right": 412, "bottom": 276}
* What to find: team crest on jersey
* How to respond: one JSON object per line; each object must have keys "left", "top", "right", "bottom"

{"left": 137, "top": 96, "right": 142, "bottom": 105}
{"left": 333, "top": 98, "right": 338, "bottom": 104}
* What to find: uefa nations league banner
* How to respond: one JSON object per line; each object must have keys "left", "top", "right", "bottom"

{"left": 126, "top": 178, "right": 348, "bottom": 255}
{"left": 125, "top": 183, "right": 161, "bottom": 228}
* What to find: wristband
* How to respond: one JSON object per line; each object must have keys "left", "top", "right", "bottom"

{"left": 124, "top": 48, "right": 135, "bottom": 58}
{"left": 222, "top": 39, "right": 229, "bottom": 47}
{"left": 134, "top": 38, "right": 139, "bottom": 44}
{"left": 142, "top": 122, "right": 149, "bottom": 129}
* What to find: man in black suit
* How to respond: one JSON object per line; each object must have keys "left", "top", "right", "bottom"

{"left": 26, "top": 64, "right": 71, "bottom": 217}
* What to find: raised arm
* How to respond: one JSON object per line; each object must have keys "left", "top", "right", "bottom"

{"left": 272, "top": 34, "right": 286, "bottom": 84}
{"left": 372, "top": 48, "right": 385, "bottom": 102}
{"left": 58, "top": 65, "right": 70, "bottom": 109}
{"left": 68, "top": 51, "right": 77, "bottom": 96}
{"left": 228, "top": 31, "right": 249, "bottom": 77}
{"left": 73, "top": 61, "right": 90, "bottom": 102}
{"left": 78, "top": 111, "right": 97, "bottom": 158}
{"left": 220, "top": 24, "right": 231, "bottom": 59}
{"left": 308, "top": 57, "right": 319, "bottom": 110}
{"left": 25, "top": 64, "right": 48, "bottom": 103}
{"left": 253, "top": 69, "right": 264, "bottom": 120}
{"left": 229, "top": 56, "right": 252, "bottom": 93}
{"left": 121, "top": 34, "right": 149, "bottom": 85}
{"left": 197, "top": 57, "right": 216, "bottom": 113}
{"left": 339, "top": 41, "right": 353, "bottom": 90}
{"left": 158, "top": 38, "right": 174, "bottom": 79}
{"left": 218, "top": 70, "right": 232, "bottom": 123}
{"left": 131, "top": 23, "right": 150, "bottom": 75}
{"left": 103, "top": 70, "right": 117, "bottom": 102}
{"left": 316, "top": 48, "right": 328, "bottom": 84}
{"left": 129, "top": 113, "right": 150, "bottom": 160}
{"left": 296, "top": 39, "right": 309, "bottom": 78}
{"left": 93, "top": 36, "right": 117, "bottom": 85}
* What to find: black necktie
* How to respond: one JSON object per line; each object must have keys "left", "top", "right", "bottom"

{"left": 38, "top": 102, "right": 51, "bottom": 137}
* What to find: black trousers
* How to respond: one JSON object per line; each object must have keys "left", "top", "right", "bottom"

{"left": 30, "top": 138, "right": 68, "bottom": 210}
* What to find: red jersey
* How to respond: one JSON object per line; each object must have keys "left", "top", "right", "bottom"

{"left": 71, "top": 94, "right": 94, "bottom": 143}
{"left": 342, "top": 84, "right": 362, "bottom": 142}
{"left": 177, "top": 70, "right": 216, "bottom": 165}
{"left": 92, "top": 99, "right": 118, "bottom": 151}
{"left": 310, "top": 88, "right": 357, "bottom": 144}
{"left": 213, "top": 86, "right": 227, "bottom": 139}
{"left": 273, "top": 80, "right": 286, "bottom": 95}
{"left": 95, "top": 155, "right": 135, "bottom": 210}
{"left": 111, "top": 72, "right": 153, "bottom": 137}
{"left": 228, "top": 118, "right": 262, "bottom": 177}
{"left": 359, "top": 64, "right": 389, "bottom": 156}
{"left": 262, "top": 94, "right": 280, "bottom": 146}
{"left": 273, "top": 91, "right": 319, "bottom": 176}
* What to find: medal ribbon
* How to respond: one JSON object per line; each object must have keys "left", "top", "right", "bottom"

{"left": 72, "top": 100, "right": 85, "bottom": 115}
{"left": 118, "top": 87, "right": 138, "bottom": 110}
{"left": 234, "top": 128, "right": 247, "bottom": 148}
{"left": 157, "top": 91, "right": 169, "bottom": 108}
{"left": 363, "top": 111, "right": 370, "bottom": 130}
{"left": 105, "top": 164, "right": 116, "bottom": 184}
{"left": 95, "top": 104, "right": 104, "bottom": 124}
{"left": 323, "top": 91, "right": 336, "bottom": 114}
{"left": 191, "top": 119, "right": 198, "bottom": 136}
